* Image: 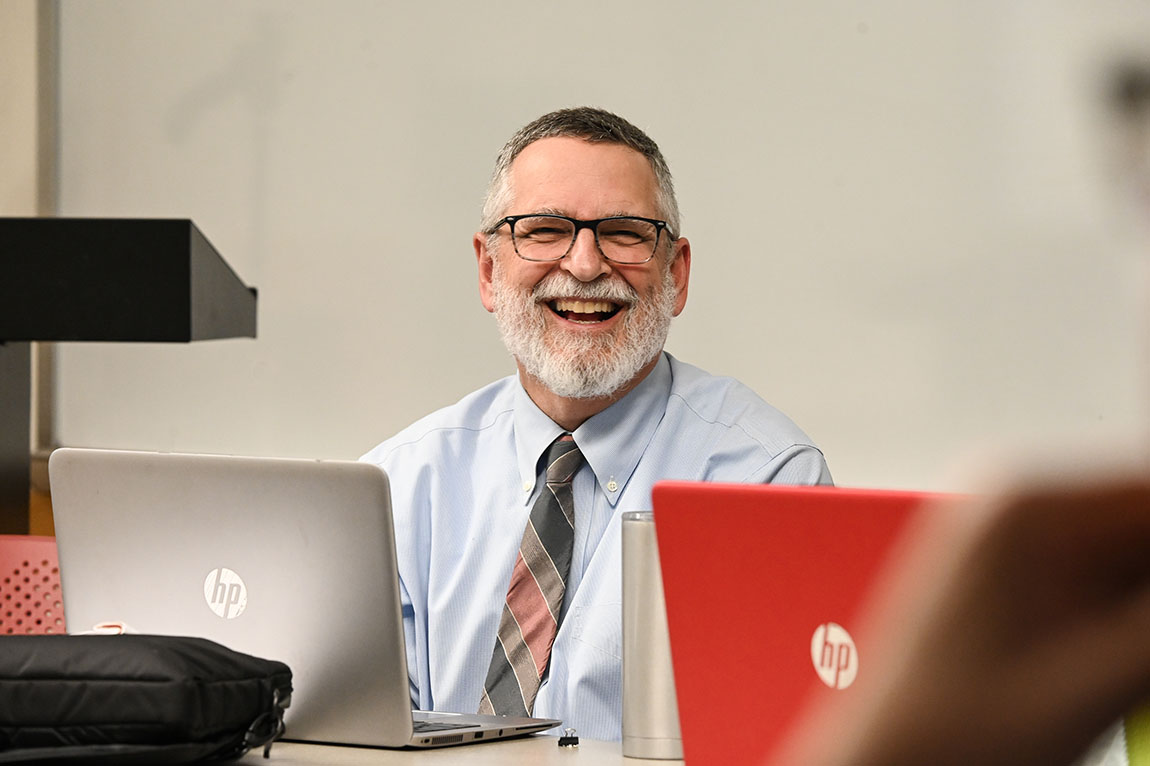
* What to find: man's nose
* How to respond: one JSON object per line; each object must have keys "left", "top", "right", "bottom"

{"left": 561, "top": 227, "right": 611, "bottom": 282}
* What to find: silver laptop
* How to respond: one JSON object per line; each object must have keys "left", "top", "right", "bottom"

{"left": 48, "top": 448, "right": 560, "bottom": 748}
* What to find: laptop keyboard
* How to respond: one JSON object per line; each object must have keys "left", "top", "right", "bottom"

{"left": 411, "top": 719, "right": 478, "bottom": 733}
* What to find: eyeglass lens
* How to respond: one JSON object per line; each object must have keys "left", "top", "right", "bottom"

{"left": 512, "top": 216, "right": 659, "bottom": 263}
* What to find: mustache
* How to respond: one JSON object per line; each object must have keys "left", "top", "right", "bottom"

{"left": 531, "top": 273, "right": 639, "bottom": 304}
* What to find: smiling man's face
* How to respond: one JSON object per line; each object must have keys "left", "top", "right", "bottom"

{"left": 476, "top": 136, "right": 690, "bottom": 402}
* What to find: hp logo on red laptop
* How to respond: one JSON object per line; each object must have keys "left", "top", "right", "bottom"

{"left": 204, "top": 568, "right": 248, "bottom": 619}
{"left": 811, "top": 622, "right": 858, "bottom": 689}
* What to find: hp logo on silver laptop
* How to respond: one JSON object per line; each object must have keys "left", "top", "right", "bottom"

{"left": 811, "top": 622, "right": 858, "bottom": 690}
{"left": 204, "top": 567, "right": 248, "bottom": 619}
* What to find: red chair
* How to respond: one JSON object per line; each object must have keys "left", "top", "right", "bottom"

{"left": 0, "top": 535, "right": 65, "bottom": 635}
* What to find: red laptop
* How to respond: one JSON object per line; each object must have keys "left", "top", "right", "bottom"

{"left": 653, "top": 482, "right": 952, "bottom": 765}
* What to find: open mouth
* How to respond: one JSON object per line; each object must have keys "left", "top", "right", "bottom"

{"left": 547, "top": 298, "right": 623, "bottom": 324}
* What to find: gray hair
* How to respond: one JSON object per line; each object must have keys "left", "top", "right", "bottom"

{"left": 480, "top": 107, "right": 681, "bottom": 241}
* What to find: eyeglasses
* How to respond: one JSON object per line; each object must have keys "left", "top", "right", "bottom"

{"left": 489, "top": 214, "right": 670, "bottom": 265}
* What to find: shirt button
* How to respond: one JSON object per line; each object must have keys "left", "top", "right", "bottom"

{"left": 523, "top": 481, "right": 532, "bottom": 492}
{"left": 607, "top": 480, "right": 618, "bottom": 492}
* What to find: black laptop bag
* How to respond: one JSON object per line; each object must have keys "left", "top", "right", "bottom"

{"left": 0, "top": 634, "right": 292, "bottom": 763}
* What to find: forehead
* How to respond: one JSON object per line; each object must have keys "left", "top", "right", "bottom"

{"left": 507, "top": 136, "right": 659, "bottom": 216}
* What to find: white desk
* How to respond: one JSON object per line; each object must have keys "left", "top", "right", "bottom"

{"left": 241, "top": 737, "right": 679, "bottom": 765}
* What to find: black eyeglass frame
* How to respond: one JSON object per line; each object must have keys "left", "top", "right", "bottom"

{"left": 488, "top": 214, "right": 673, "bottom": 264}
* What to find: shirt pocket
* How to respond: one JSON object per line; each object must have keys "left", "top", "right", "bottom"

{"left": 567, "top": 602, "right": 622, "bottom": 660}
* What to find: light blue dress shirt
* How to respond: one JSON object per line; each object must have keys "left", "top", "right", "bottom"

{"left": 360, "top": 353, "right": 831, "bottom": 741}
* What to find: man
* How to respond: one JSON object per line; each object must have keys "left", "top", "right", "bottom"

{"left": 361, "top": 107, "right": 831, "bottom": 740}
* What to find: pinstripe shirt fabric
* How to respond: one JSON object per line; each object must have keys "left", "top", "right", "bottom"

{"left": 360, "top": 352, "right": 832, "bottom": 741}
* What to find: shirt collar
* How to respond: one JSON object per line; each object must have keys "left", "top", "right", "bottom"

{"left": 513, "top": 353, "right": 673, "bottom": 506}
{"left": 513, "top": 385, "right": 567, "bottom": 502}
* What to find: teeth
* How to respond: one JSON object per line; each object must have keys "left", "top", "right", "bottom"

{"left": 554, "top": 299, "right": 615, "bottom": 314}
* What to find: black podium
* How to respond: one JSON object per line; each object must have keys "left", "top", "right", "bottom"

{"left": 0, "top": 218, "right": 257, "bottom": 533}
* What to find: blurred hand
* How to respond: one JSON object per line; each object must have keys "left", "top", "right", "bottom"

{"left": 782, "top": 476, "right": 1150, "bottom": 766}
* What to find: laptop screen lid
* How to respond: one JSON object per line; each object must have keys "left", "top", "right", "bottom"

{"left": 48, "top": 448, "right": 558, "bottom": 748}
{"left": 652, "top": 481, "right": 949, "bottom": 765}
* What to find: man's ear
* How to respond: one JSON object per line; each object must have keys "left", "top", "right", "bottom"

{"left": 669, "top": 237, "right": 691, "bottom": 317}
{"left": 475, "top": 232, "right": 496, "bottom": 313}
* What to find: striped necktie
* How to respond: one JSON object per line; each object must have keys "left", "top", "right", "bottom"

{"left": 479, "top": 434, "right": 583, "bottom": 716}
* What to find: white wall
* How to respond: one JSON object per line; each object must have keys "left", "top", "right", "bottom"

{"left": 0, "top": 0, "right": 38, "bottom": 216}
{"left": 52, "top": 0, "right": 1150, "bottom": 490}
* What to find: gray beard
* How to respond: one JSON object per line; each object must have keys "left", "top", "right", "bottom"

{"left": 490, "top": 262, "right": 678, "bottom": 400}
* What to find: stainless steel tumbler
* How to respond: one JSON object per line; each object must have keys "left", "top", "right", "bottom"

{"left": 621, "top": 511, "right": 683, "bottom": 760}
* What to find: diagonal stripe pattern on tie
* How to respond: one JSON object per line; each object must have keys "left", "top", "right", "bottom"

{"left": 479, "top": 434, "right": 583, "bottom": 717}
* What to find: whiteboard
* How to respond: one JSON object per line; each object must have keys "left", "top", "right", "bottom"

{"left": 54, "top": 0, "right": 1150, "bottom": 490}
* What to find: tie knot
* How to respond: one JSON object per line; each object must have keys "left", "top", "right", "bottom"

{"left": 544, "top": 434, "right": 583, "bottom": 484}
